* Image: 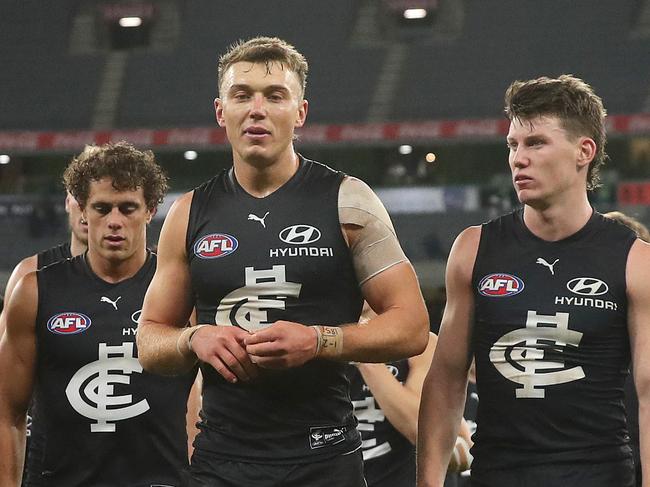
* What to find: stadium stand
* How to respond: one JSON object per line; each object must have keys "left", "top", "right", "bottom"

{"left": 392, "top": 0, "right": 650, "bottom": 120}
{"left": 0, "top": 1, "right": 104, "bottom": 130}
{"left": 3, "top": 0, "right": 647, "bottom": 131}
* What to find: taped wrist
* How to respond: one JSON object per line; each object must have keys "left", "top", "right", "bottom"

{"left": 314, "top": 325, "right": 343, "bottom": 358}
{"left": 176, "top": 324, "right": 208, "bottom": 359}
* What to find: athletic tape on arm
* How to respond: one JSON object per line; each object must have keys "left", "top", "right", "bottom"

{"left": 338, "top": 177, "right": 407, "bottom": 284}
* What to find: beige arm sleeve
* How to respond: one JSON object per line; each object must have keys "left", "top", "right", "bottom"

{"left": 338, "top": 176, "right": 407, "bottom": 285}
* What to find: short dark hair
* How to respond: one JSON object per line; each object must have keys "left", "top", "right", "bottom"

{"left": 63, "top": 141, "right": 168, "bottom": 210}
{"left": 504, "top": 74, "right": 607, "bottom": 190}
{"left": 218, "top": 36, "right": 308, "bottom": 97}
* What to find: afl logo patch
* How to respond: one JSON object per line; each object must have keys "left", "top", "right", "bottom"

{"left": 47, "top": 312, "right": 92, "bottom": 335}
{"left": 194, "top": 233, "right": 238, "bottom": 259}
{"left": 478, "top": 273, "right": 524, "bottom": 297}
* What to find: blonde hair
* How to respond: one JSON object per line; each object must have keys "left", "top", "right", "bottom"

{"left": 217, "top": 36, "right": 308, "bottom": 97}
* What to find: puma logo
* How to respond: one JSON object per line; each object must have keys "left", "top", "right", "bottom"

{"left": 536, "top": 258, "right": 559, "bottom": 275}
{"left": 248, "top": 211, "right": 270, "bottom": 228}
{"left": 100, "top": 296, "right": 122, "bottom": 310}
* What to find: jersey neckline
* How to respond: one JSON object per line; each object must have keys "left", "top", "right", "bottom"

{"left": 514, "top": 207, "right": 600, "bottom": 245}
{"left": 226, "top": 154, "right": 309, "bottom": 202}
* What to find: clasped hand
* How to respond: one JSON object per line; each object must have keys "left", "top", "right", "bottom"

{"left": 191, "top": 321, "right": 317, "bottom": 383}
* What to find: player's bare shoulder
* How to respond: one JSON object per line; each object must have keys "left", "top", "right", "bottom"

{"left": 448, "top": 225, "right": 482, "bottom": 279}
{"left": 166, "top": 191, "right": 195, "bottom": 222}
{"left": 157, "top": 190, "right": 195, "bottom": 260}
{"left": 3, "top": 270, "right": 39, "bottom": 334}
{"left": 338, "top": 176, "right": 393, "bottom": 229}
{"left": 626, "top": 237, "right": 650, "bottom": 294}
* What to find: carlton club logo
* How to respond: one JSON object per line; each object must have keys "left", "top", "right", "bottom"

{"left": 194, "top": 233, "right": 238, "bottom": 259}
{"left": 490, "top": 310, "right": 585, "bottom": 399}
{"left": 279, "top": 225, "right": 322, "bottom": 245}
{"left": 216, "top": 265, "right": 302, "bottom": 332}
{"left": 478, "top": 273, "right": 524, "bottom": 297}
{"left": 47, "top": 312, "right": 92, "bottom": 335}
{"left": 65, "top": 342, "right": 150, "bottom": 432}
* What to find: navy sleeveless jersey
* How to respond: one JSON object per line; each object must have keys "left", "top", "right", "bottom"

{"left": 348, "top": 360, "right": 414, "bottom": 485}
{"left": 187, "top": 157, "right": 364, "bottom": 463}
{"left": 30, "top": 253, "right": 195, "bottom": 487}
{"left": 36, "top": 242, "right": 71, "bottom": 269}
{"left": 25, "top": 241, "right": 73, "bottom": 487}
{"left": 470, "top": 209, "right": 636, "bottom": 472}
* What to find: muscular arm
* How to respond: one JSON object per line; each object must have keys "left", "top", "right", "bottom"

{"left": 0, "top": 256, "right": 37, "bottom": 335}
{"left": 0, "top": 273, "right": 38, "bottom": 485}
{"left": 627, "top": 239, "right": 650, "bottom": 487}
{"left": 338, "top": 176, "right": 429, "bottom": 360}
{"left": 340, "top": 255, "right": 428, "bottom": 362}
{"left": 137, "top": 193, "right": 257, "bottom": 383}
{"left": 417, "top": 226, "right": 479, "bottom": 487}
{"left": 137, "top": 193, "right": 197, "bottom": 375}
{"left": 358, "top": 332, "right": 472, "bottom": 471}
{"left": 245, "top": 177, "right": 429, "bottom": 365}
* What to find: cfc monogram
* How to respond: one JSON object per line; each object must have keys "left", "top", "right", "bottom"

{"left": 489, "top": 311, "right": 585, "bottom": 398}
{"left": 65, "top": 342, "right": 150, "bottom": 432}
{"left": 216, "top": 265, "right": 302, "bottom": 332}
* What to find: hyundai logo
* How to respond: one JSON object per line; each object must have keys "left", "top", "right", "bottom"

{"left": 131, "top": 309, "right": 142, "bottom": 324}
{"left": 566, "top": 277, "right": 609, "bottom": 296}
{"left": 279, "top": 225, "right": 322, "bottom": 245}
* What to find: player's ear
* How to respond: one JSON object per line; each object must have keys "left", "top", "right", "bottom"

{"left": 294, "top": 99, "right": 308, "bottom": 129}
{"left": 577, "top": 137, "right": 597, "bottom": 168}
{"left": 215, "top": 98, "right": 225, "bottom": 127}
{"left": 147, "top": 207, "right": 156, "bottom": 224}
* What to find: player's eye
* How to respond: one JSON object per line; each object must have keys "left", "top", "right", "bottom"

{"left": 92, "top": 204, "right": 111, "bottom": 215}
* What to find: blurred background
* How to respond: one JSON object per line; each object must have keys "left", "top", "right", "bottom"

{"left": 1, "top": 0, "right": 649, "bottom": 321}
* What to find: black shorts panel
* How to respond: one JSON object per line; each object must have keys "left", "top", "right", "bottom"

{"left": 366, "top": 454, "right": 415, "bottom": 487}
{"left": 470, "top": 458, "right": 635, "bottom": 487}
{"left": 190, "top": 448, "right": 366, "bottom": 487}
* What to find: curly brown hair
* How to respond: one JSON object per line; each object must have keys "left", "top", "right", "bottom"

{"left": 217, "top": 36, "right": 308, "bottom": 97}
{"left": 504, "top": 74, "right": 607, "bottom": 190}
{"left": 62, "top": 141, "right": 168, "bottom": 210}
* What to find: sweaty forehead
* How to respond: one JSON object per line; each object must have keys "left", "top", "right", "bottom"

{"left": 87, "top": 178, "right": 145, "bottom": 204}
{"left": 221, "top": 61, "right": 301, "bottom": 93}
{"left": 508, "top": 115, "right": 565, "bottom": 138}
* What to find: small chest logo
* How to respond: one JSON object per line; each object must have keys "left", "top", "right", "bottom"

{"left": 47, "top": 312, "right": 92, "bottom": 335}
{"left": 478, "top": 273, "right": 524, "bottom": 297}
{"left": 279, "top": 225, "right": 321, "bottom": 245}
{"left": 248, "top": 211, "right": 270, "bottom": 228}
{"left": 536, "top": 258, "right": 559, "bottom": 275}
{"left": 100, "top": 296, "right": 121, "bottom": 310}
{"left": 194, "top": 233, "right": 238, "bottom": 259}
{"left": 131, "top": 309, "right": 142, "bottom": 324}
{"left": 566, "top": 277, "right": 609, "bottom": 296}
